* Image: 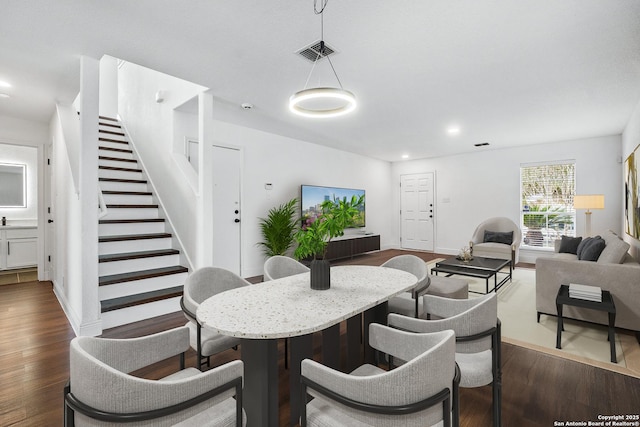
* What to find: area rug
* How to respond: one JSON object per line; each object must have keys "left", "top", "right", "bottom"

{"left": 426, "top": 260, "right": 640, "bottom": 378}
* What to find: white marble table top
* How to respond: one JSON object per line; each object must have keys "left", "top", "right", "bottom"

{"left": 197, "top": 265, "right": 417, "bottom": 339}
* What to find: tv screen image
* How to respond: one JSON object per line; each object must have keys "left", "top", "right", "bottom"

{"left": 300, "top": 185, "right": 365, "bottom": 228}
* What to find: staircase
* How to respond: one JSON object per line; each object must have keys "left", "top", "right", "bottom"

{"left": 97, "top": 116, "right": 189, "bottom": 330}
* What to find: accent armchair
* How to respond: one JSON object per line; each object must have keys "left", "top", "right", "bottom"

{"left": 382, "top": 254, "right": 431, "bottom": 318}
{"left": 469, "top": 217, "right": 522, "bottom": 266}
{"left": 388, "top": 293, "right": 501, "bottom": 427}
{"left": 64, "top": 325, "right": 244, "bottom": 426}
{"left": 300, "top": 325, "right": 460, "bottom": 427}
{"left": 263, "top": 255, "right": 309, "bottom": 281}
{"left": 181, "top": 267, "right": 250, "bottom": 370}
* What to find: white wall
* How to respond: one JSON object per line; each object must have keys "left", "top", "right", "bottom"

{"left": 0, "top": 143, "right": 38, "bottom": 222}
{"left": 391, "top": 135, "right": 623, "bottom": 263}
{"left": 49, "top": 56, "right": 101, "bottom": 336}
{"left": 0, "top": 115, "right": 49, "bottom": 144}
{"left": 99, "top": 55, "right": 119, "bottom": 118}
{"left": 117, "top": 62, "right": 393, "bottom": 278}
{"left": 622, "top": 97, "right": 640, "bottom": 259}
{"left": 118, "top": 62, "right": 206, "bottom": 269}
{"left": 211, "top": 120, "right": 393, "bottom": 278}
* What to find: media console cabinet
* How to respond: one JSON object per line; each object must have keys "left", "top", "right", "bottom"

{"left": 324, "top": 234, "right": 380, "bottom": 261}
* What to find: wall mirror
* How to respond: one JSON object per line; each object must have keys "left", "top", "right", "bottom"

{"left": 0, "top": 163, "right": 26, "bottom": 207}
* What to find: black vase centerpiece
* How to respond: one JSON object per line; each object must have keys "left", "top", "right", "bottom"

{"left": 310, "top": 259, "right": 331, "bottom": 290}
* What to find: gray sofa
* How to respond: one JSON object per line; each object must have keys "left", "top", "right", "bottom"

{"left": 535, "top": 230, "right": 640, "bottom": 333}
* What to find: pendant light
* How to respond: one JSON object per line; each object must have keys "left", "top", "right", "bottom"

{"left": 289, "top": 0, "right": 356, "bottom": 118}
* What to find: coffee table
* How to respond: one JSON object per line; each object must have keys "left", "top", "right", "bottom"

{"left": 431, "top": 256, "right": 512, "bottom": 294}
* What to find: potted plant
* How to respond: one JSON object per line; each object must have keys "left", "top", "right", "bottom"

{"left": 257, "top": 198, "right": 299, "bottom": 257}
{"left": 294, "top": 194, "right": 365, "bottom": 290}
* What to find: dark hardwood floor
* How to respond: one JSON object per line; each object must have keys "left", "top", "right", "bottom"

{"left": 1, "top": 249, "right": 638, "bottom": 426}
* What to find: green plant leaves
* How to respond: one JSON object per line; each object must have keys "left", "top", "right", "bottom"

{"left": 294, "top": 194, "right": 365, "bottom": 260}
{"left": 257, "top": 198, "right": 298, "bottom": 257}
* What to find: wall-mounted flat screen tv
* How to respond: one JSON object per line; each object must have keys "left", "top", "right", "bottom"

{"left": 300, "top": 184, "right": 365, "bottom": 228}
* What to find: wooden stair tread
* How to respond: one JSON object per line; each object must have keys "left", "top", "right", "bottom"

{"left": 105, "top": 204, "right": 158, "bottom": 209}
{"left": 99, "top": 165, "right": 142, "bottom": 173}
{"left": 99, "top": 129, "right": 125, "bottom": 136}
{"left": 99, "top": 146, "right": 133, "bottom": 154}
{"left": 99, "top": 115, "right": 118, "bottom": 122}
{"left": 101, "top": 190, "right": 152, "bottom": 196}
{"left": 99, "top": 249, "right": 180, "bottom": 263}
{"left": 99, "top": 177, "right": 148, "bottom": 184}
{"left": 99, "top": 156, "right": 137, "bottom": 163}
{"left": 99, "top": 232, "right": 170, "bottom": 242}
{"left": 100, "top": 286, "right": 184, "bottom": 313}
{"left": 99, "top": 218, "right": 164, "bottom": 224}
{"left": 99, "top": 266, "right": 188, "bottom": 286}
{"left": 99, "top": 122, "right": 121, "bottom": 128}
{"left": 99, "top": 137, "right": 128, "bottom": 144}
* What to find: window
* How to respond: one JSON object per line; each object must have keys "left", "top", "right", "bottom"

{"left": 520, "top": 161, "right": 576, "bottom": 248}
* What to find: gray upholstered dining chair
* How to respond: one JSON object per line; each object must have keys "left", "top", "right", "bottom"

{"left": 388, "top": 293, "right": 501, "bottom": 427}
{"left": 469, "top": 217, "right": 522, "bottom": 266}
{"left": 64, "top": 325, "right": 245, "bottom": 426}
{"left": 180, "top": 267, "right": 250, "bottom": 370}
{"left": 300, "top": 325, "right": 460, "bottom": 427}
{"left": 382, "top": 254, "right": 430, "bottom": 318}
{"left": 263, "top": 255, "right": 309, "bottom": 281}
{"left": 263, "top": 255, "right": 309, "bottom": 368}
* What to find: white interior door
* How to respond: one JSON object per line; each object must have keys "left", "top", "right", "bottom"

{"left": 401, "top": 173, "right": 434, "bottom": 251}
{"left": 212, "top": 145, "right": 241, "bottom": 275}
{"left": 45, "top": 143, "right": 56, "bottom": 281}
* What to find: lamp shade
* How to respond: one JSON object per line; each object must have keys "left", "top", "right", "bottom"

{"left": 573, "top": 194, "right": 605, "bottom": 210}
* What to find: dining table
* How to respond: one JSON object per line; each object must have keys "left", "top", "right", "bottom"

{"left": 197, "top": 264, "right": 417, "bottom": 427}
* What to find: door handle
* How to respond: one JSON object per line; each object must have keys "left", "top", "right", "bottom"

{"left": 234, "top": 219, "right": 240, "bottom": 223}
{"left": 48, "top": 219, "right": 54, "bottom": 223}
{"left": 7, "top": 242, "right": 9, "bottom": 255}
{"left": 429, "top": 215, "right": 433, "bottom": 218}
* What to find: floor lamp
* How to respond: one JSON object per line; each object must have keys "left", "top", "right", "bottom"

{"left": 573, "top": 195, "right": 605, "bottom": 237}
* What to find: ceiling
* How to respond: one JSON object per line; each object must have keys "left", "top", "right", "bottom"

{"left": 1, "top": 1, "right": 639, "bottom": 162}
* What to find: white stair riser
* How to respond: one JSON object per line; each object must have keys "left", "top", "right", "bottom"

{"left": 102, "top": 194, "right": 153, "bottom": 205}
{"left": 99, "top": 237, "right": 171, "bottom": 255}
{"left": 99, "top": 158, "right": 139, "bottom": 169}
{"left": 99, "top": 254, "right": 180, "bottom": 276}
{"left": 101, "top": 297, "right": 182, "bottom": 330}
{"left": 99, "top": 168, "right": 144, "bottom": 181}
{"left": 99, "top": 140, "right": 129, "bottom": 150}
{"left": 99, "top": 181, "right": 149, "bottom": 192}
{"left": 99, "top": 272, "right": 187, "bottom": 300}
{"left": 102, "top": 208, "right": 158, "bottom": 220}
{"left": 99, "top": 221, "right": 165, "bottom": 236}
{"left": 98, "top": 149, "right": 134, "bottom": 161}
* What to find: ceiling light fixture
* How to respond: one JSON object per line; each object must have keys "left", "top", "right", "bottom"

{"left": 0, "top": 80, "right": 11, "bottom": 88}
{"left": 447, "top": 127, "right": 461, "bottom": 135}
{"left": 401, "top": 154, "right": 410, "bottom": 159}
{"left": 289, "top": 0, "right": 356, "bottom": 118}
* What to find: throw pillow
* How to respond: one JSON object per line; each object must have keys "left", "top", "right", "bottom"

{"left": 576, "top": 237, "right": 592, "bottom": 259}
{"left": 578, "top": 236, "right": 606, "bottom": 261}
{"left": 598, "top": 232, "right": 630, "bottom": 264}
{"left": 558, "top": 235, "right": 582, "bottom": 254}
{"left": 483, "top": 230, "right": 514, "bottom": 245}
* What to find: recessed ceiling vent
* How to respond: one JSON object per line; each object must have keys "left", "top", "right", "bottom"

{"left": 296, "top": 40, "right": 337, "bottom": 62}
{"left": 474, "top": 142, "right": 490, "bottom": 147}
